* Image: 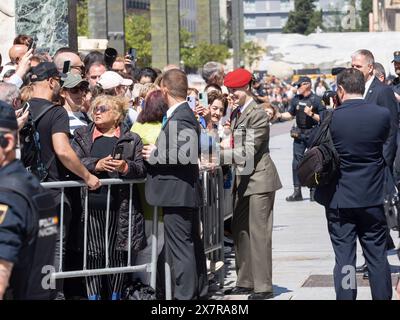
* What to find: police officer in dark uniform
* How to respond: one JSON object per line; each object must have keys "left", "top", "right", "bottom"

{"left": 276, "top": 76, "right": 325, "bottom": 201}
{"left": 0, "top": 101, "right": 58, "bottom": 300}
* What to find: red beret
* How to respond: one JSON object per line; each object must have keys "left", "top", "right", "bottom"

{"left": 224, "top": 68, "right": 252, "bottom": 88}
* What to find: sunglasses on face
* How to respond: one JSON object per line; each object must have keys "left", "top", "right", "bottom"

{"left": 94, "top": 105, "right": 110, "bottom": 114}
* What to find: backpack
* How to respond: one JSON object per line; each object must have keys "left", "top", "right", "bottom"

{"left": 297, "top": 111, "right": 340, "bottom": 188}
{"left": 19, "top": 102, "right": 55, "bottom": 182}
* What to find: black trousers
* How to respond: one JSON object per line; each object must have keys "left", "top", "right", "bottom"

{"left": 292, "top": 137, "right": 308, "bottom": 187}
{"left": 159, "top": 207, "right": 208, "bottom": 300}
{"left": 325, "top": 206, "right": 392, "bottom": 300}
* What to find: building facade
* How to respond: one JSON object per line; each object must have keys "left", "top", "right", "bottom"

{"left": 371, "top": 0, "right": 400, "bottom": 31}
{"left": 243, "top": 0, "right": 361, "bottom": 42}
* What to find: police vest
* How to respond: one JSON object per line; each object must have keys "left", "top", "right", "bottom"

{"left": 0, "top": 172, "right": 58, "bottom": 300}
{"left": 294, "top": 94, "right": 319, "bottom": 129}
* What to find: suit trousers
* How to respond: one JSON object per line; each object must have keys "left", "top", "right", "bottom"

{"left": 161, "top": 207, "right": 208, "bottom": 300}
{"left": 232, "top": 192, "right": 275, "bottom": 293}
{"left": 325, "top": 206, "right": 392, "bottom": 300}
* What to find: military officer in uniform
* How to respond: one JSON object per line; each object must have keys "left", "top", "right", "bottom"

{"left": 276, "top": 76, "right": 325, "bottom": 201}
{"left": 222, "top": 69, "right": 282, "bottom": 300}
{"left": 0, "top": 101, "right": 58, "bottom": 300}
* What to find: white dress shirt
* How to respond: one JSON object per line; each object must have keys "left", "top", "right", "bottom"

{"left": 363, "top": 76, "right": 374, "bottom": 99}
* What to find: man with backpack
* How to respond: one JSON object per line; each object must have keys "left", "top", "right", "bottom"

{"left": 20, "top": 62, "right": 100, "bottom": 299}
{"left": 315, "top": 68, "right": 392, "bottom": 300}
{"left": 0, "top": 101, "right": 57, "bottom": 299}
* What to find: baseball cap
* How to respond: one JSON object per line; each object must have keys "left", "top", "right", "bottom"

{"left": 30, "top": 62, "right": 66, "bottom": 82}
{"left": 0, "top": 100, "right": 18, "bottom": 130}
{"left": 293, "top": 76, "right": 312, "bottom": 87}
{"left": 61, "top": 72, "right": 89, "bottom": 89}
{"left": 224, "top": 68, "right": 253, "bottom": 88}
{"left": 392, "top": 51, "right": 400, "bottom": 63}
{"left": 97, "top": 71, "right": 133, "bottom": 90}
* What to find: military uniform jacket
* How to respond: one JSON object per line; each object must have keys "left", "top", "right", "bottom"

{"left": 225, "top": 100, "right": 282, "bottom": 197}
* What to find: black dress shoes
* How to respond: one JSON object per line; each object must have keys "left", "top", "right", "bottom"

{"left": 362, "top": 271, "right": 369, "bottom": 280}
{"left": 224, "top": 286, "right": 253, "bottom": 295}
{"left": 248, "top": 292, "right": 274, "bottom": 300}
{"left": 356, "top": 263, "right": 368, "bottom": 273}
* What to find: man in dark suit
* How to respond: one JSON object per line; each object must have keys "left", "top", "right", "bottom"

{"left": 351, "top": 49, "right": 398, "bottom": 170}
{"left": 351, "top": 50, "right": 398, "bottom": 276}
{"left": 142, "top": 69, "right": 207, "bottom": 300}
{"left": 315, "top": 68, "right": 392, "bottom": 300}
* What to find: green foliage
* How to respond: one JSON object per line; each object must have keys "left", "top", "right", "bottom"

{"left": 77, "top": 0, "right": 88, "bottom": 37}
{"left": 283, "top": 0, "right": 324, "bottom": 35}
{"left": 240, "top": 41, "right": 266, "bottom": 69}
{"left": 125, "top": 15, "right": 152, "bottom": 67}
{"left": 361, "top": 0, "right": 372, "bottom": 31}
{"left": 180, "top": 28, "right": 231, "bottom": 71}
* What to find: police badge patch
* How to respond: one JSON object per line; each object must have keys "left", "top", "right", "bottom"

{"left": 0, "top": 204, "right": 9, "bottom": 225}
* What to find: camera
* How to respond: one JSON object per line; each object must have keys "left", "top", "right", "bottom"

{"left": 322, "top": 90, "right": 340, "bottom": 108}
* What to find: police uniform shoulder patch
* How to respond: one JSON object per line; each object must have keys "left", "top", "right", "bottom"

{"left": 0, "top": 204, "right": 9, "bottom": 225}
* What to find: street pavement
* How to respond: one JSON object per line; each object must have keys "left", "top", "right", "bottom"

{"left": 210, "top": 121, "right": 400, "bottom": 300}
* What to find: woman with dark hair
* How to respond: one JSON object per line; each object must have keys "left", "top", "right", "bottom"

{"left": 131, "top": 89, "right": 168, "bottom": 145}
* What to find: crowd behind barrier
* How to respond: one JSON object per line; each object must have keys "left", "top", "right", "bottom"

{"left": 40, "top": 167, "right": 229, "bottom": 300}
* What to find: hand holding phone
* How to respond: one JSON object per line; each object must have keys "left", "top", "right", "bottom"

{"left": 187, "top": 96, "right": 196, "bottom": 110}
{"left": 112, "top": 145, "right": 124, "bottom": 160}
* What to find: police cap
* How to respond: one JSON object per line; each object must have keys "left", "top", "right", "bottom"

{"left": 293, "top": 76, "right": 312, "bottom": 87}
{"left": 0, "top": 100, "right": 18, "bottom": 130}
{"left": 392, "top": 51, "right": 400, "bottom": 63}
{"left": 224, "top": 68, "right": 253, "bottom": 88}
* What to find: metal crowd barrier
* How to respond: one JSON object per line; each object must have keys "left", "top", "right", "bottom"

{"left": 199, "top": 167, "right": 226, "bottom": 288}
{"left": 41, "top": 167, "right": 228, "bottom": 300}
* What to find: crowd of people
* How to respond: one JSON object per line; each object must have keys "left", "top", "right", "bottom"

{"left": 0, "top": 33, "right": 399, "bottom": 301}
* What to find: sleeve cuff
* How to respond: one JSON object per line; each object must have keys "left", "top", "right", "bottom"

{"left": 7, "top": 74, "right": 23, "bottom": 89}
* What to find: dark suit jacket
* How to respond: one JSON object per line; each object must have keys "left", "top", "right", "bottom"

{"left": 315, "top": 99, "right": 391, "bottom": 208}
{"left": 145, "top": 102, "right": 202, "bottom": 208}
{"left": 364, "top": 77, "right": 398, "bottom": 168}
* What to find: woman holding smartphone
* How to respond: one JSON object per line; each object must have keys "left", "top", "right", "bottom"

{"left": 71, "top": 95, "right": 146, "bottom": 300}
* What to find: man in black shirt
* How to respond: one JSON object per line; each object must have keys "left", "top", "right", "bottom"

{"left": 27, "top": 62, "right": 101, "bottom": 299}
{"left": 276, "top": 76, "right": 325, "bottom": 201}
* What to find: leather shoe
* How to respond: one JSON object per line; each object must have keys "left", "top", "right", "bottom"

{"left": 248, "top": 292, "right": 274, "bottom": 300}
{"left": 224, "top": 286, "right": 253, "bottom": 295}
{"left": 363, "top": 271, "right": 369, "bottom": 280}
{"left": 356, "top": 263, "right": 368, "bottom": 273}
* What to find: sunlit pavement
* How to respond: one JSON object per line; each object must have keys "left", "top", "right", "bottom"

{"left": 210, "top": 122, "right": 400, "bottom": 300}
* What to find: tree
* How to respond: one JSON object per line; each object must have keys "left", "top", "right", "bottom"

{"left": 125, "top": 15, "right": 152, "bottom": 67}
{"left": 180, "top": 27, "right": 231, "bottom": 72}
{"left": 360, "top": 0, "right": 372, "bottom": 31}
{"left": 283, "top": 0, "right": 324, "bottom": 35}
{"left": 77, "top": 0, "right": 88, "bottom": 37}
{"left": 240, "top": 41, "right": 266, "bottom": 69}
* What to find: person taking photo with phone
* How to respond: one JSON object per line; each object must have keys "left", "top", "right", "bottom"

{"left": 71, "top": 95, "right": 146, "bottom": 300}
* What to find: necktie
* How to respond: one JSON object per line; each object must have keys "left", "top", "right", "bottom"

{"left": 162, "top": 115, "right": 168, "bottom": 127}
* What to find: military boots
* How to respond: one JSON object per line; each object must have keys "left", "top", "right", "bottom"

{"left": 286, "top": 186, "right": 303, "bottom": 202}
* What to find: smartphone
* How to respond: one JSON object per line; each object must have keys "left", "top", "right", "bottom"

{"left": 21, "top": 102, "right": 30, "bottom": 114}
{"left": 63, "top": 60, "right": 71, "bottom": 74}
{"left": 187, "top": 96, "right": 196, "bottom": 110}
{"left": 28, "top": 40, "right": 36, "bottom": 52}
{"left": 198, "top": 92, "right": 208, "bottom": 107}
{"left": 112, "top": 145, "right": 124, "bottom": 160}
{"left": 128, "top": 48, "right": 137, "bottom": 61}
